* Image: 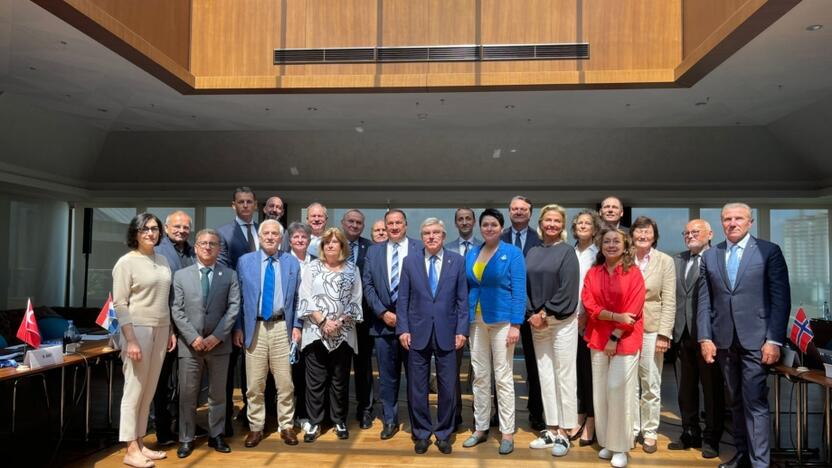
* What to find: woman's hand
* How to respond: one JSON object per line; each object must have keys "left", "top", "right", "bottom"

{"left": 506, "top": 325, "right": 521, "bottom": 346}
{"left": 167, "top": 334, "right": 177, "bottom": 352}
{"left": 126, "top": 339, "right": 142, "bottom": 361}
{"left": 604, "top": 339, "right": 617, "bottom": 357}
{"left": 615, "top": 313, "right": 636, "bottom": 326}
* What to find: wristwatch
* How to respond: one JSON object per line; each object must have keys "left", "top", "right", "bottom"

{"left": 609, "top": 334, "right": 620, "bottom": 342}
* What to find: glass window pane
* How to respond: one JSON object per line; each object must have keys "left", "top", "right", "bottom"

{"left": 630, "top": 208, "right": 690, "bottom": 254}
{"left": 206, "top": 206, "right": 233, "bottom": 230}
{"left": 701, "top": 208, "right": 758, "bottom": 240}
{"left": 771, "top": 209, "right": 829, "bottom": 318}
{"left": 87, "top": 207, "right": 137, "bottom": 307}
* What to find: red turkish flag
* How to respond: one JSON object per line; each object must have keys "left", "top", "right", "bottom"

{"left": 16, "top": 298, "right": 41, "bottom": 348}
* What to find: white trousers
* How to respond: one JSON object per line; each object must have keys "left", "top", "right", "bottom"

{"left": 470, "top": 318, "right": 516, "bottom": 433}
{"left": 532, "top": 314, "right": 578, "bottom": 429}
{"left": 592, "top": 349, "right": 638, "bottom": 453}
{"left": 245, "top": 320, "right": 295, "bottom": 431}
{"left": 119, "top": 325, "right": 169, "bottom": 441}
{"left": 633, "top": 331, "right": 663, "bottom": 439}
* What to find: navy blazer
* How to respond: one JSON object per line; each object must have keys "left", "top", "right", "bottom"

{"left": 155, "top": 236, "right": 194, "bottom": 273}
{"left": 234, "top": 249, "right": 301, "bottom": 349}
{"left": 396, "top": 248, "right": 469, "bottom": 351}
{"left": 362, "top": 237, "right": 422, "bottom": 337}
{"left": 466, "top": 241, "right": 527, "bottom": 325}
{"left": 501, "top": 227, "right": 541, "bottom": 256}
{"left": 697, "top": 236, "right": 791, "bottom": 350}
{"left": 217, "top": 220, "right": 258, "bottom": 269}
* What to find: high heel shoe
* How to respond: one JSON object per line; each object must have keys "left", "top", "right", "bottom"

{"left": 578, "top": 433, "right": 596, "bottom": 447}
{"left": 569, "top": 422, "right": 586, "bottom": 442}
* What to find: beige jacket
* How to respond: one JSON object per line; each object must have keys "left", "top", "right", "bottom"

{"left": 639, "top": 249, "right": 677, "bottom": 336}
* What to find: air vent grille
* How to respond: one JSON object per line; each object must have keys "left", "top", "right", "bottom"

{"left": 274, "top": 43, "right": 588, "bottom": 64}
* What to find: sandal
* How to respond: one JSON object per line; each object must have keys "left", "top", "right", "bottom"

{"left": 140, "top": 447, "right": 167, "bottom": 460}
{"left": 569, "top": 422, "right": 586, "bottom": 441}
{"left": 123, "top": 454, "right": 155, "bottom": 468}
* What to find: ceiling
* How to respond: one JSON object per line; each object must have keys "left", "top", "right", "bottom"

{"left": 1, "top": 0, "right": 832, "bottom": 204}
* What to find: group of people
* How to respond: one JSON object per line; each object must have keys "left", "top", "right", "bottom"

{"left": 111, "top": 190, "right": 790, "bottom": 468}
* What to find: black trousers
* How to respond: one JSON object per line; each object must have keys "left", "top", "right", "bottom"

{"left": 353, "top": 320, "right": 375, "bottom": 420}
{"left": 519, "top": 320, "right": 543, "bottom": 423}
{"left": 576, "top": 332, "right": 594, "bottom": 417}
{"left": 292, "top": 355, "right": 308, "bottom": 421}
{"left": 677, "top": 327, "right": 724, "bottom": 445}
{"left": 305, "top": 340, "right": 352, "bottom": 426}
{"left": 153, "top": 349, "right": 178, "bottom": 438}
{"left": 225, "top": 344, "right": 247, "bottom": 433}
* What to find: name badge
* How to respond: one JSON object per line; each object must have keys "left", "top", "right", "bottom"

{"left": 23, "top": 344, "right": 64, "bottom": 369}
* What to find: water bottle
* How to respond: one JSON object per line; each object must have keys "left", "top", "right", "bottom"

{"left": 824, "top": 301, "right": 831, "bottom": 321}
{"left": 64, "top": 320, "right": 80, "bottom": 346}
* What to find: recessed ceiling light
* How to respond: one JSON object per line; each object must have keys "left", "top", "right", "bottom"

{"left": 510, "top": 148, "right": 518, "bottom": 153}
{"left": 806, "top": 24, "right": 823, "bottom": 31}
{"left": 290, "top": 166, "right": 300, "bottom": 176}
{"left": 307, "top": 106, "right": 318, "bottom": 111}
{"left": 60, "top": 40, "right": 67, "bottom": 45}
{"left": 625, "top": 103, "right": 631, "bottom": 107}
{"left": 695, "top": 101, "right": 707, "bottom": 106}
{"left": 492, "top": 148, "right": 502, "bottom": 159}
{"left": 191, "top": 115, "right": 196, "bottom": 118}
{"left": 28, "top": 66, "right": 36, "bottom": 71}
{"left": 65, "top": 94, "right": 71, "bottom": 98}
{"left": 97, "top": 108, "right": 108, "bottom": 113}
{"left": 417, "top": 113, "right": 428, "bottom": 120}
{"left": 355, "top": 121, "right": 365, "bottom": 133}
{"left": 505, "top": 105, "right": 515, "bottom": 109}
{"left": 264, "top": 107, "right": 270, "bottom": 111}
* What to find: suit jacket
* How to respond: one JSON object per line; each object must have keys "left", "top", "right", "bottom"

{"left": 673, "top": 249, "right": 704, "bottom": 342}
{"left": 234, "top": 249, "right": 301, "bottom": 348}
{"left": 697, "top": 236, "right": 791, "bottom": 350}
{"left": 396, "top": 248, "right": 469, "bottom": 351}
{"left": 500, "top": 227, "right": 541, "bottom": 256}
{"left": 350, "top": 236, "right": 374, "bottom": 322}
{"left": 171, "top": 263, "right": 240, "bottom": 357}
{"left": 466, "top": 241, "right": 527, "bottom": 325}
{"left": 444, "top": 236, "right": 483, "bottom": 255}
{"left": 362, "top": 237, "right": 422, "bottom": 337}
{"left": 155, "top": 236, "right": 194, "bottom": 273}
{"left": 640, "top": 249, "right": 676, "bottom": 336}
{"left": 217, "top": 220, "right": 258, "bottom": 269}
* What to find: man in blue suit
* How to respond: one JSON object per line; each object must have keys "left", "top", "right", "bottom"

{"left": 216, "top": 187, "right": 259, "bottom": 435}
{"left": 398, "top": 218, "right": 468, "bottom": 454}
{"left": 500, "top": 195, "right": 544, "bottom": 430}
{"left": 363, "top": 209, "right": 422, "bottom": 440}
{"left": 697, "top": 202, "right": 791, "bottom": 468}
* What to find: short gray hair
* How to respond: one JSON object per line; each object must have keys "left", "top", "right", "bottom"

{"left": 258, "top": 219, "right": 284, "bottom": 236}
{"left": 420, "top": 217, "right": 446, "bottom": 234}
{"left": 286, "top": 222, "right": 311, "bottom": 239}
{"left": 721, "top": 202, "right": 753, "bottom": 220}
{"left": 195, "top": 228, "right": 219, "bottom": 241}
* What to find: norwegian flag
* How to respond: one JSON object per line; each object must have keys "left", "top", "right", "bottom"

{"left": 96, "top": 293, "right": 119, "bottom": 334}
{"left": 16, "top": 298, "right": 41, "bottom": 348}
{"left": 789, "top": 307, "right": 814, "bottom": 353}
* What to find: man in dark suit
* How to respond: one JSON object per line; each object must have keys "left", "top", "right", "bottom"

{"left": 342, "top": 209, "right": 376, "bottom": 429}
{"left": 171, "top": 229, "right": 240, "bottom": 458}
{"left": 153, "top": 210, "right": 196, "bottom": 445}
{"left": 669, "top": 219, "right": 724, "bottom": 459}
{"left": 500, "top": 195, "right": 544, "bottom": 430}
{"left": 215, "top": 186, "right": 259, "bottom": 435}
{"left": 363, "top": 209, "right": 422, "bottom": 440}
{"left": 698, "top": 203, "right": 791, "bottom": 468}
{"left": 397, "top": 218, "right": 468, "bottom": 455}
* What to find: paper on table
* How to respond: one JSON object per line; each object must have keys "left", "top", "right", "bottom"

{"left": 81, "top": 334, "right": 111, "bottom": 341}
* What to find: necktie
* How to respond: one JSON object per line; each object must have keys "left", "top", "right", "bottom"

{"left": 390, "top": 243, "right": 400, "bottom": 303}
{"left": 685, "top": 254, "right": 698, "bottom": 289}
{"left": 246, "top": 223, "right": 256, "bottom": 252}
{"left": 462, "top": 241, "right": 470, "bottom": 256}
{"left": 429, "top": 255, "right": 438, "bottom": 296}
{"left": 261, "top": 257, "right": 275, "bottom": 320}
{"left": 351, "top": 241, "right": 358, "bottom": 263}
{"left": 514, "top": 231, "right": 522, "bottom": 250}
{"left": 727, "top": 244, "right": 740, "bottom": 289}
{"left": 200, "top": 267, "right": 211, "bottom": 305}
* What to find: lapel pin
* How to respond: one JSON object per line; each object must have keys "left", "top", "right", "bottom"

{"left": 500, "top": 254, "right": 508, "bottom": 260}
{"left": 218, "top": 271, "right": 223, "bottom": 276}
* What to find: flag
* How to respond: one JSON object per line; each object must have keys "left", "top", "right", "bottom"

{"left": 789, "top": 307, "right": 814, "bottom": 353}
{"left": 16, "top": 298, "right": 41, "bottom": 348}
{"left": 96, "top": 292, "right": 119, "bottom": 334}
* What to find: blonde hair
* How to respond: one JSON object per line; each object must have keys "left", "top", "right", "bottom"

{"left": 536, "top": 204, "right": 568, "bottom": 242}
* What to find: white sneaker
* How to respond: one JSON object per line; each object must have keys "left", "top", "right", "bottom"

{"left": 598, "top": 447, "right": 613, "bottom": 460}
{"left": 551, "top": 434, "right": 570, "bottom": 457}
{"left": 529, "top": 430, "right": 555, "bottom": 449}
{"left": 610, "top": 452, "right": 628, "bottom": 467}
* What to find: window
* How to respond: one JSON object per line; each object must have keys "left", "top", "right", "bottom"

{"left": 85, "top": 208, "right": 136, "bottom": 307}
{"left": 770, "top": 209, "right": 829, "bottom": 318}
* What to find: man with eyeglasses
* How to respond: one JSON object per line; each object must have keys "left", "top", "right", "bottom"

{"left": 216, "top": 186, "right": 259, "bottom": 435}
{"left": 153, "top": 210, "right": 197, "bottom": 446}
{"left": 171, "top": 229, "right": 240, "bottom": 458}
{"left": 669, "top": 220, "right": 724, "bottom": 459}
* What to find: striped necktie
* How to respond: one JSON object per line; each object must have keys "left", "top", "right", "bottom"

{"left": 390, "top": 242, "right": 400, "bottom": 303}
{"left": 514, "top": 231, "right": 522, "bottom": 250}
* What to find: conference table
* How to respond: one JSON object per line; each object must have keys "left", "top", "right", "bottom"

{"left": 773, "top": 364, "right": 832, "bottom": 466}
{"left": 0, "top": 340, "right": 120, "bottom": 439}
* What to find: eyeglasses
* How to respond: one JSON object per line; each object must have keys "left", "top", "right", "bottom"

{"left": 682, "top": 230, "right": 701, "bottom": 238}
{"left": 196, "top": 241, "right": 219, "bottom": 248}
{"left": 139, "top": 226, "right": 160, "bottom": 234}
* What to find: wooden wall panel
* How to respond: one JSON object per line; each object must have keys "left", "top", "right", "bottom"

{"left": 88, "top": 0, "right": 190, "bottom": 69}
{"left": 683, "top": 0, "right": 749, "bottom": 58}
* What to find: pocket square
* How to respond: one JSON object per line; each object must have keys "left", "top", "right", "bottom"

{"left": 500, "top": 254, "right": 508, "bottom": 261}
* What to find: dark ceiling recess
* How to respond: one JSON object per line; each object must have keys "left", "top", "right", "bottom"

{"left": 274, "top": 43, "right": 589, "bottom": 65}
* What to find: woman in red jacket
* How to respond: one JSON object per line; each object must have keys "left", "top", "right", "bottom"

{"left": 581, "top": 227, "right": 646, "bottom": 468}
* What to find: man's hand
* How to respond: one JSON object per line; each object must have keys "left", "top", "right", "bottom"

{"left": 167, "top": 334, "right": 177, "bottom": 352}
{"left": 382, "top": 311, "right": 397, "bottom": 328}
{"left": 455, "top": 335, "right": 467, "bottom": 350}
{"left": 761, "top": 342, "right": 781, "bottom": 365}
{"left": 528, "top": 311, "right": 548, "bottom": 330}
{"left": 399, "top": 332, "right": 411, "bottom": 351}
{"left": 292, "top": 328, "right": 302, "bottom": 343}
{"left": 232, "top": 329, "right": 244, "bottom": 348}
{"left": 700, "top": 339, "right": 717, "bottom": 364}
{"left": 655, "top": 335, "right": 671, "bottom": 353}
{"left": 191, "top": 336, "right": 205, "bottom": 352}
{"left": 203, "top": 335, "right": 220, "bottom": 351}
{"left": 577, "top": 313, "right": 588, "bottom": 333}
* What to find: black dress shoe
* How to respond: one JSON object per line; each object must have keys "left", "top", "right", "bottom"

{"left": 380, "top": 423, "right": 399, "bottom": 440}
{"left": 414, "top": 439, "right": 431, "bottom": 454}
{"left": 195, "top": 425, "right": 210, "bottom": 439}
{"left": 156, "top": 433, "right": 177, "bottom": 447}
{"left": 359, "top": 414, "right": 374, "bottom": 429}
{"left": 719, "top": 452, "right": 751, "bottom": 468}
{"left": 701, "top": 442, "right": 719, "bottom": 459}
{"left": 208, "top": 435, "right": 232, "bottom": 453}
{"left": 435, "top": 439, "right": 452, "bottom": 454}
{"left": 668, "top": 432, "right": 702, "bottom": 450}
{"left": 177, "top": 442, "right": 194, "bottom": 459}
{"left": 529, "top": 417, "right": 546, "bottom": 432}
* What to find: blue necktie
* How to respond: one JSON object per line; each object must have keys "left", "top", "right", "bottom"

{"left": 351, "top": 241, "right": 358, "bottom": 264}
{"left": 261, "top": 257, "right": 275, "bottom": 320}
{"left": 200, "top": 267, "right": 211, "bottom": 305}
{"left": 462, "top": 241, "right": 470, "bottom": 256}
{"left": 429, "top": 255, "right": 438, "bottom": 296}
{"left": 390, "top": 243, "right": 400, "bottom": 303}
{"left": 727, "top": 244, "right": 740, "bottom": 289}
{"left": 514, "top": 231, "right": 522, "bottom": 250}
